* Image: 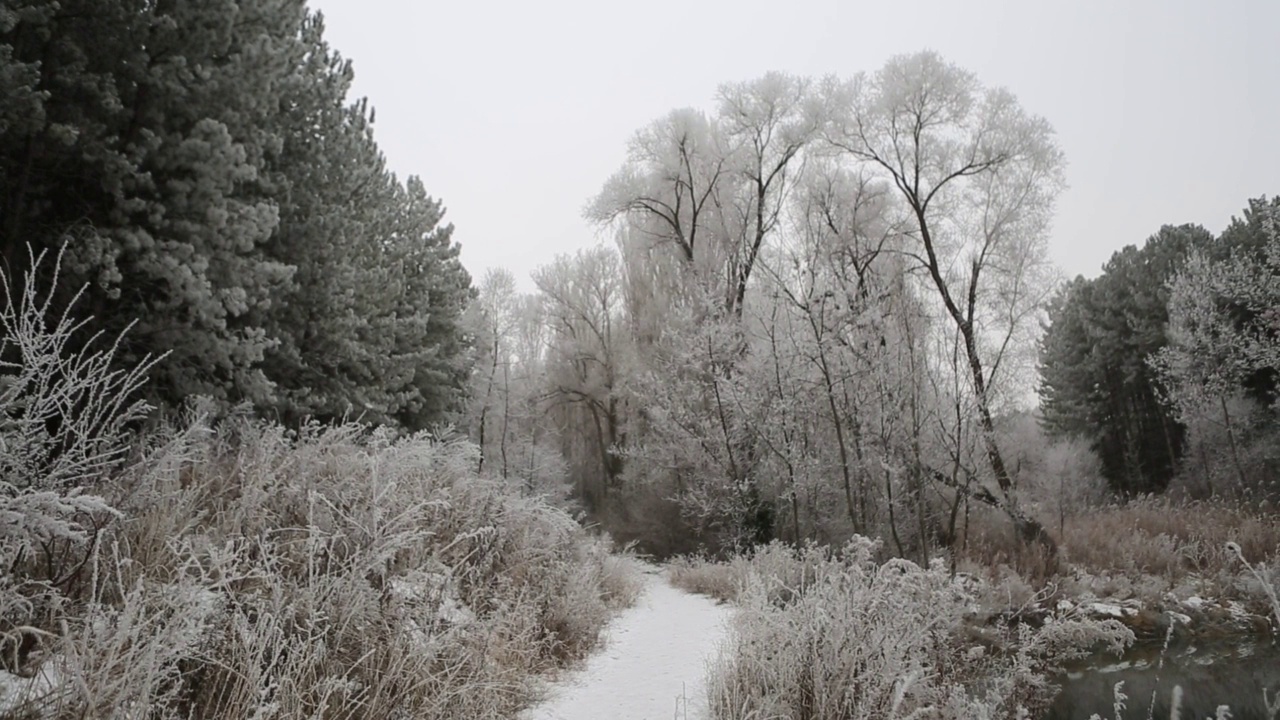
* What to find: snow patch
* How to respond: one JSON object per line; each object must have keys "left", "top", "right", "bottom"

{"left": 1225, "top": 600, "right": 1251, "bottom": 622}
{"left": 1087, "top": 602, "right": 1134, "bottom": 619}
{"left": 1, "top": 660, "right": 65, "bottom": 717}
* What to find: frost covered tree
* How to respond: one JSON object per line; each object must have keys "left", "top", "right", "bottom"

{"left": 590, "top": 74, "right": 819, "bottom": 319}
{"left": 385, "top": 177, "right": 473, "bottom": 430}
{"left": 715, "top": 73, "right": 822, "bottom": 317}
{"left": 581, "top": 75, "right": 825, "bottom": 546}
{"left": 758, "top": 162, "right": 920, "bottom": 542}
{"left": 536, "top": 247, "right": 628, "bottom": 503}
{"left": 468, "top": 269, "right": 520, "bottom": 475}
{"left": 574, "top": 56, "right": 1087, "bottom": 553}
{"left": 0, "top": 0, "right": 301, "bottom": 403}
{"left": 588, "top": 108, "right": 727, "bottom": 307}
{"left": 263, "top": 13, "right": 417, "bottom": 426}
{"left": 1152, "top": 198, "right": 1280, "bottom": 495}
{"left": 823, "top": 51, "right": 1065, "bottom": 551}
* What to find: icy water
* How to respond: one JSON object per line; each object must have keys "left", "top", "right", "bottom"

{"left": 1042, "top": 638, "right": 1280, "bottom": 720}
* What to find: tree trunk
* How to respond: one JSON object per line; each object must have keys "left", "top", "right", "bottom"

{"left": 476, "top": 407, "right": 487, "bottom": 474}
{"left": 588, "top": 406, "right": 611, "bottom": 497}
{"left": 810, "top": 314, "right": 860, "bottom": 534}
{"left": 1220, "top": 395, "right": 1248, "bottom": 494}
{"left": 499, "top": 359, "right": 510, "bottom": 479}
{"left": 885, "top": 465, "right": 905, "bottom": 557}
{"left": 913, "top": 205, "right": 1057, "bottom": 562}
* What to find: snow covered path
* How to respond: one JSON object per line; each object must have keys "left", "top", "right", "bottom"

{"left": 521, "top": 564, "right": 732, "bottom": 720}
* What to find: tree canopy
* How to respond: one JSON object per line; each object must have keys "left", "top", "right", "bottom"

{"left": 1039, "top": 224, "right": 1213, "bottom": 494}
{"left": 0, "top": 0, "right": 471, "bottom": 428}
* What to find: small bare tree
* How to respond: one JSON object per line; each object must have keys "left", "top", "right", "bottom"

{"left": 2, "top": 246, "right": 161, "bottom": 680}
{"left": 2, "top": 247, "right": 161, "bottom": 560}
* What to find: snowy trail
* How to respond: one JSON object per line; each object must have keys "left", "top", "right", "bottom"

{"left": 521, "top": 565, "right": 732, "bottom": 720}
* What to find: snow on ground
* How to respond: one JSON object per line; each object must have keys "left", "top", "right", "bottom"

{"left": 1, "top": 661, "right": 64, "bottom": 716}
{"left": 521, "top": 564, "right": 731, "bottom": 720}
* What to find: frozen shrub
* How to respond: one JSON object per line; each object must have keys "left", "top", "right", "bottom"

{"left": 0, "top": 250, "right": 151, "bottom": 570}
{"left": 0, "top": 252, "right": 640, "bottom": 718}
{"left": 2, "top": 412, "right": 639, "bottom": 719}
{"left": 706, "top": 538, "right": 1132, "bottom": 720}
{"left": 1, "top": 247, "right": 160, "bottom": 688}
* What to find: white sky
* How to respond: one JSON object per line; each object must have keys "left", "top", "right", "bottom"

{"left": 309, "top": 0, "right": 1279, "bottom": 289}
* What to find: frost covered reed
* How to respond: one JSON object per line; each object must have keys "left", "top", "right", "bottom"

{"left": 0, "top": 253, "right": 636, "bottom": 719}
{"left": 3, "top": 413, "right": 636, "bottom": 719}
{"left": 702, "top": 539, "right": 1132, "bottom": 720}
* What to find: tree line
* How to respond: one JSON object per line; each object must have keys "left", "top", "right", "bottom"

{"left": 1, "top": 0, "right": 472, "bottom": 430}
{"left": 469, "top": 54, "right": 1072, "bottom": 557}
{"left": 467, "top": 55, "right": 1279, "bottom": 557}
{"left": 6, "top": 0, "right": 1274, "bottom": 561}
{"left": 1041, "top": 197, "right": 1279, "bottom": 499}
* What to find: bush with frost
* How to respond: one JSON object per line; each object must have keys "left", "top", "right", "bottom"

{"left": 1, "top": 249, "right": 157, "bottom": 569}
{"left": 706, "top": 538, "right": 1132, "bottom": 720}
{"left": 0, "top": 252, "right": 638, "bottom": 719}
{"left": 2, "top": 248, "right": 162, "bottom": 707}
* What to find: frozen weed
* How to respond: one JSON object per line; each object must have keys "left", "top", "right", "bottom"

{"left": 706, "top": 538, "right": 1131, "bottom": 720}
{"left": 0, "top": 256, "right": 637, "bottom": 719}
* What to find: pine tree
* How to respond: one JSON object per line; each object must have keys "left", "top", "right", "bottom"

{"left": 1039, "top": 225, "right": 1212, "bottom": 494}
{"left": 1, "top": 3, "right": 475, "bottom": 428}
{"left": 0, "top": 0, "right": 306, "bottom": 404}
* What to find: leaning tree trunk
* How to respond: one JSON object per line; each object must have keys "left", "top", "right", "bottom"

{"left": 916, "top": 209, "right": 1058, "bottom": 564}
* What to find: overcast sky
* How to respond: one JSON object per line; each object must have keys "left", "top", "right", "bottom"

{"left": 309, "top": 0, "right": 1278, "bottom": 288}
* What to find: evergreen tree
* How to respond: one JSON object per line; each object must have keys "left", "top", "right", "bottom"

{"left": 1039, "top": 225, "right": 1212, "bottom": 494}
{"left": 1, "top": 2, "right": 474, "bottom": 428}
{"left": 1, "top": 0, "right": 305, "bottom": 403}
{"left": 389, "top": 177, "right": 473, "bottom": 431}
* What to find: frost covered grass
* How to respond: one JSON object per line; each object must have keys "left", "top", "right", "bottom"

{"left": 939, "top": 493, "right": 1280, "bottom": 630}
{"left": 668, "top": 542, "right": 828, "bottom": 604}
{"left": 1061, "top": 497, "right": 1280, "bottom": 578}
{"left": 2, "top": 415, "right": 637, "bottom": 719}
{"left": 667, "top": 557, "right": 742, "bottom": 603}
{"left": 1053, "top": 498, "right": 1280, "bottom": 625}
{"left": 700, "top": 540, "right": 1133, "bottom": 720}
{"left": 0, "top": 253, "right": 638, "bottom": 719}
{"left": 596, "top": 551, "right": 646, "bottom": 610}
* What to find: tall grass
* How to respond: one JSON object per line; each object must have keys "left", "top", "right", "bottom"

{"left": 1, "top": 251, "right": 636, "bottom": 718}
{"left": 1062, "top": 497, "right": 1280, "bottom": 578}
{"left": 943, "top": 494, "right": 1280, "bottom": 620}
{"left": 701, "top": 539, "right": 1133, "bottom": 720}
{"left": 668, "top": 541, "right": 825, "bottom": 604}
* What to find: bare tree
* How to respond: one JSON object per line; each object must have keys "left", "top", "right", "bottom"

{"left": 824, "top": 51, "right": 1065, "bottom": 553}
{"left": 587, "top": 109, "right": 727, "bottom": 287}
{"left": 590, "top": 75, "right": 820, "bottom": 319}
{"left": 535, "top": 247, "right": 628, "bottom": 504}
{"left": 469, "top": 269, "right": 518, "bottom": 476}
{"left": 716, "top": 73, "right": 821, "bottom": 317}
